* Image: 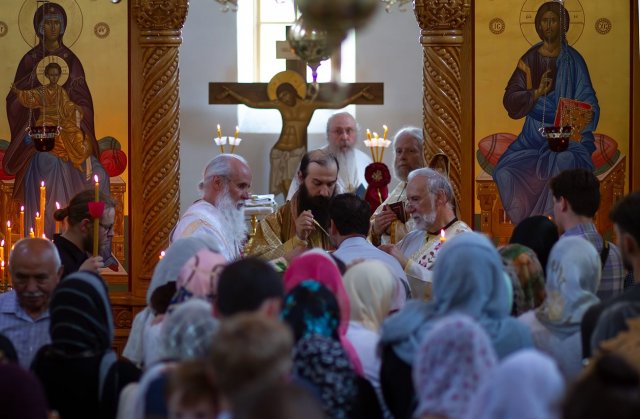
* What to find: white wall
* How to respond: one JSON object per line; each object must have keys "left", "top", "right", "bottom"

{"left": 178, "top": 3, "right": 422, "bottom": 211}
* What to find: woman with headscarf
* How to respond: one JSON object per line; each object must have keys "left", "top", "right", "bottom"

{"left": 379, "top": 232, "right": 533, "bottom": 419}
{"left": 122, "top": 235, "right": 222, "bottom": 367}
{"left": 518, "top": 236, "right": 601, "bottom": 380}
{"left": 412, "top": 314, "right": 498, "bottom": 419}
{"left": 0, "top": 363, "right": 49, "bottom": 419}
{"left": 463, "top": 350, "right": 564, "bottom": 419}
{"left": 118, "top": 299, "right": 220, "bottom": 419}
{"left": 343, "top": 260, "right": 396, "bottom": 415}
{"left": 499, "top": 244, "right": 546, "bottom": 316}
{"left": 31, "top": 271, "right": 141, "bottom": 419}
{"left": 283, "top": 252, "right": 363, "bottom": 375}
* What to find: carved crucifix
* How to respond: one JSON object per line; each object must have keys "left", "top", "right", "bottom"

{"left": 209, "top": 50, "right": 383, "bottom": 195}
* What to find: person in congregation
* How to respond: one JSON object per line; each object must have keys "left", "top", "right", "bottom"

{"left": 330, "top": 193, "right": 410, "bottom": 310}
{"left": 343, "top": 260, "right": 402, "bottom": 417}
{"left": 250, "top": 149, "right": 338, "bottom": 260}
{"left": 215, "top": 257, "right": 284, "bottom": 318}
{"left": 463, "top": 350, "right": 564, "bottom": 419}
{"left": 208, "top": 314, "right": 295, "bottom": 419}
{"left": 0, "top": 238, "right": 62, "bottom": 369}
{"left": 509, "top": 214, "right": 559, "bottom": 273}
{"left": 369, "top": 126, "right": 425, "bottom": 245}
{"left": 499, "top": 244, "right": 546, "bottom": 316}
{"left": 581, "top": 191, "right": 640, "bottom": 358}
{"left": 379, "top": 232, "right": 533, "bottom": 419}
{"left": 31, "top": 271, "right": 141, "bottom": 419}
{"left": 412, "top": 314, "right": 498, "bottom": 419}
{"left": 380, "top": 167, "right": 471, "bottom": 299}
{"left": 122, "top": 235, "right": 222, "bottom": 367}
{"left": 550, "top": 168, "right": 625, "bottom": 300}
{"left": 53, "top": 189, "right": 117, "bottom": 278}
{"left": 166, "top": 360, "right": 219, "bottom": 419}
{"left": 518, "top": 236, "right": 601, "bottom": 381}
{"left": 286, "top": 112, "right": 371, "bottom": 200}
{"left": 0, "top": 362, "right": 50, "bottom": 419}
{"left": 171, "top": 154, "right": 252, "bottom": 261}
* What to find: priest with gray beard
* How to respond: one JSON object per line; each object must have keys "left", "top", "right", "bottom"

{"left": 286, "top": 112, "right": 371, "bottom": 200}
{"left": 171, "top": 154, "right": 252, "bottom": 261}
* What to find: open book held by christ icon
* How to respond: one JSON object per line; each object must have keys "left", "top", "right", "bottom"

{"left": 388, "top": 201, "right": 408, "bottom": 224}
{"left": 554, "top": 98, "right": 593, "bottom": 142}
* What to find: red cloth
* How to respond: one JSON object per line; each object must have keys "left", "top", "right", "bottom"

{"left": 364, "top": 162, "right": 390, "bottom": 214}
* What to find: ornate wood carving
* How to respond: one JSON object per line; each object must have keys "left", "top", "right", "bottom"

{"left": 414, "top": 0, "right": 472, "bottom": 221}
{"left": 131, "top": 0, "right": 188, "bottom": 291}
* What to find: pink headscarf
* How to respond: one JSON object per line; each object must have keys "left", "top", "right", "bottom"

{"left": 170, "top": 249, "right": 227, "bottom": 306}
{"left": 284, "top": 252, "right": 363, "bottom": 376}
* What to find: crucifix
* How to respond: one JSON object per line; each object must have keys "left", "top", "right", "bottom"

{"left": 209, "top": 34, "right": 384, "bottom": 195}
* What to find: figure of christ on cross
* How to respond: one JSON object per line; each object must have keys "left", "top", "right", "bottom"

{"left": 210, "top": 70, "right": 383, "bottom": 195}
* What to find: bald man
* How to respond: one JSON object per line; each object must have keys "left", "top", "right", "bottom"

{"left": 0, "top": 238, "right": 63, "bottom": 368}
{"left": 172, "top": 154, "right": 252, "bottom": 261}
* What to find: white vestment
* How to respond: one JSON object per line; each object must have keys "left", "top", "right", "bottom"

{"left": 286, "top": 146, "right": 372, "bottom": 200}
{"left": 396, "top": 220, "right": 471, "bottom": 299}
{"left": 369, "top": 181, "right": 416, "bottom": 245}
{"left": 171, "top": 200, "right": 242, "bottom": 261}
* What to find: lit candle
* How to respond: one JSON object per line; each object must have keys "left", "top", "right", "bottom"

{"left": 19, "top": 206, "right": 24, "bottom": 240}
{"left": 373, "top": 132, "right": 381, "bottom": 161}
{"left": 383, "top": 124, "right": 388, "bottom": 140}
{"left": 1, "top": 261, "right": 4, "bottom": 283}
{"left": 365, "top": 129, "right": 375, "bottom": 161}
{"left": 234, "top": 125, "right": 239, "bottom": 140}
{"left": 217, "top": 124, "right": 222, "bottom": 140}
{"left": 5, "top": 221, "right": 11, "bottom": 256}
{"left": 34, "top": 212, "right": 41, "bottom": 238}
{"left": 29, "top": 228, "right": 34, "bottom": 238}
{"left": 0, "top": 239, "right": 4, "bottom": 263}
{"left": 55, "top": 202, "right": 61, "bottom": 234}
{"left": 440, "top": 229, "right": 446, "bottom": 243}
{"left": 39, "top": 181, "right": 46, "bottom": 236}
{"left": 159, "top": 250, "right": 166, "bottom": 260}
{"left": 93, "top": 175, "right": 100, "bottom": 257}
{"left": 366, "top": 128, "right": 372, "bottom": 141}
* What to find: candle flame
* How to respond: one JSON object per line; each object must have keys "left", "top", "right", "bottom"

{"left": 1, "top": 240, "right": 4, "bottom": 246}
{"left": 6, "top": 221, "right": 10, "bottom": 228}
{"left": 159, "top": 250, "right": 166, "bottom": 260}
{"left": 1, "top": 261, "right": 4, "bottom": 268}
{"left": 20, "top": 206, "right": 24, "bottom": 212}
{"left": 36, "top": 211, "right": 40, "bottom": 218}
{"left": 440, "top": 229, "right": 446, "bottom": 242}
{"left": 41, "top": 181, "right": 45, "bottom": 187}
{"left": 94, "top": 174, "right": 99, "bottom": 183}
{"left": 55, "top": 202, "right": 60, "bottom": 210}
{"left": 42, "top": 233, "right": 46, "bottom": 239}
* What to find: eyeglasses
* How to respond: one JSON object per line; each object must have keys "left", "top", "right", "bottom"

{"left": 99, "top": 223, "right": 114, "bottom": 234}
{"left": 330, "top": 127, "right": 355, "bottom": 136}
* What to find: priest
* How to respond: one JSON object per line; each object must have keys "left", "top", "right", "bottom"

{"left": 369, "top": 127, "right": 425, "bottom": 245}
{"left": 250, "top": 149, "right": 338, "bottom": 260}
{"left": 380, "top": 167, "right": 471, "bottom": 299}
{"left": 286, "top": 112, "right": 371, "bottom": 199}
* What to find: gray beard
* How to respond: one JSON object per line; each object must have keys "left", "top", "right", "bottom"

{"left": 329, "top": 145, "right": 358, "bottom": 192}
{"left": 414, "top": 210, "right": 437, "bottom": 231}
{"left": 215, "top": 191, "right": 248, "bottom": 245}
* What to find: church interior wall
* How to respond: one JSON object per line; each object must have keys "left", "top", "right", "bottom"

{"left": 178, "top": 2, "right": 423, "bottom": 209}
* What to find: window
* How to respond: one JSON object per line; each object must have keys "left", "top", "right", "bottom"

{"left": 236, "top": 0, "right": 356, "bottom": 133}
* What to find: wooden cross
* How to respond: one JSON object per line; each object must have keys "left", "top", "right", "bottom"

{"left": 209, "top": 35, "right": 383, "bottom": 194}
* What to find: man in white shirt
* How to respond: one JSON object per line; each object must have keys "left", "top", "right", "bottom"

{"left": 330, "top": 193, "right": 410, "bottom": 310}
{"left": 171, "top": 154, "right": 252, "bottom": 261}
{"left": 380, "top": 168, "right": 471, "bottom": 299}
{"left": 286, "top": 112, "right": 371, "bottom": 200}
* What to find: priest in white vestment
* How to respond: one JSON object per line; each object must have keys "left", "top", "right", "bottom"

{"left": 380, "top": 167, "right": 471, "bottom": 299}
{"left": 286, "top": 112, "right": 371, "bottom": 200}
{"left": 369, "top": 126, "right": 425, "bottom": 245}
{"left": 171, "top": 154, "right": 252, "bottom": 261}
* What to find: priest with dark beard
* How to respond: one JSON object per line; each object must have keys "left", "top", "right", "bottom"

{"left": 249, "top": 149, "right": 338, "bottom": 260}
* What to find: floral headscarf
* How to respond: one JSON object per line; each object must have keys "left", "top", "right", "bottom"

{"left": 281, "top": 280, "right": 341, "bottom": 342}
{"left": 499, "top": 244, "right": 546, "bottom": 316}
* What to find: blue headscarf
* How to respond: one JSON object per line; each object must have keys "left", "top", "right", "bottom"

{"left": 380, "top": 232, "right": 533, "bottom": 364}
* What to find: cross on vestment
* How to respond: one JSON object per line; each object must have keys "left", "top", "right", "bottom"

{"left": 209, "top": 35, "right": 383, "bottom": 196}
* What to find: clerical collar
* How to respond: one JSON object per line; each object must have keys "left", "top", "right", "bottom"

{"left": 427, "top": 217, "right": 458, "bottom": 236}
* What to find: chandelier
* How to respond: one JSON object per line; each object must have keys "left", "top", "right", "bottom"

{"left": 379, "top": 0, "right": 412, "bottom": 12}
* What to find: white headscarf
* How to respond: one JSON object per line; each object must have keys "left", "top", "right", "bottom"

{"left": 536, "top": 236, "right": 601, "bottom": 338}
{"left": 463, "top": 349, "right": 565, "bottom": 419}
{"left": 343, "top": 260, "right": 396, "bottom": 331}
{"left": 413, "top": 314, "right": 497, "bottom": 419}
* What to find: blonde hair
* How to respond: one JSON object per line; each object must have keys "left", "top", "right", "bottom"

{"left": 343, "top": 260, "right": 396, "bottom": 331}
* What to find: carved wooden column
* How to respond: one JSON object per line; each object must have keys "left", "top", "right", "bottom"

{"left": 414, "top": 0, "right": 472, "bottom": 222}
{"left": 131, "top": 0, "right": 188, "bottom": 296}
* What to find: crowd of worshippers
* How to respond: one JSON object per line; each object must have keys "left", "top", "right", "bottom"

{"left": 1, "top": 114, "right": 640, "bottom": 419}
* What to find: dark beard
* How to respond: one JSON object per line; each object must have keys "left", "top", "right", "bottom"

{"left": 297, "top": 183, "right": 333, "bottom": 231}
